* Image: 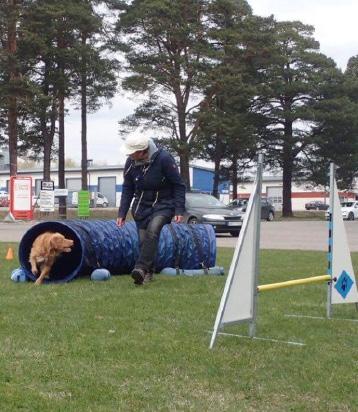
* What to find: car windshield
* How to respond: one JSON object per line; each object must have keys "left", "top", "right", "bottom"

{"left": 230, "top": 199, "right": 247, "bottom": 207}
{"left": 341, "top": 202, "right": 354, "bottom": 207}
{"left": 186, "top": 193, "right": 226, "bottom": 208}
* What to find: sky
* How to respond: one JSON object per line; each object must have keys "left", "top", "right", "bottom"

{"left": 65, "top": 0, "right": 358, "bottom": 166}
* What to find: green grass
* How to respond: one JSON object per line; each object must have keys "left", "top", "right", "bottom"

{"left": 0, "top": 243, "right": 357, "bottom": 411}
{"left": 275, "top": 210, "right": 327, "bottom": 220}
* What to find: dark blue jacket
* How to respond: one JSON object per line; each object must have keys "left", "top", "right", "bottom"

{"left": 118, "top": 148, "right": 186, "bottom": 222}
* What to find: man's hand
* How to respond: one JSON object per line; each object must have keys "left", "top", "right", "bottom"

{"left": 116, "top": 217, "right": 125, "bottom": 227}
{"left": 174, "top": 215, "right": 184, "bottom": 223}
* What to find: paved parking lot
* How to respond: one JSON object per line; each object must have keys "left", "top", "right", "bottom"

{"left": 216, "top": 220, "right": 358, "bottom": 251}
{"left": 1, "top": 219, "right": 358, "bottom": 251}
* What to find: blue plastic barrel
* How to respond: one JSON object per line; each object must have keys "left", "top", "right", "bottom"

{"left": 18, "top": 220, "right": 216, "bottom": 283}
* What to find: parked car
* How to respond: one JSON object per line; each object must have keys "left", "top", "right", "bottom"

{"left": 227, "top": 198, "right": 249, "bottom": 209}
{"left": 184, "top": 192, "right": 243, "bottom": 237}
{"left": 305, "top": 200, "right": 329, "bottom": 211}
{"left": 325, "top": 201, "right": 358, "bottom": 220}
{"left": 95, "top": 192, "right": 109, "bottom": 208}
{"left": 0, "top": 191, "right": 9, "bottom": 207}
{"left": 228, "top": 198, "right": 275, "bottom": 221}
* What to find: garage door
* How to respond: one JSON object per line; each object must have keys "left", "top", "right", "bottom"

{"left": 66, "top": 178, "right": 82, "bottom": 191}
{"left": 66, "top": 178, "right": 82, "bottom": 206}
{"left": 98, "top": 177, "right": 116, "bottom": 207}
{"left": 267, "top": 186, "right": 282, "bottom": 211}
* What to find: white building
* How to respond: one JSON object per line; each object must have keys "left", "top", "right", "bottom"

{"left": 0, "top": 163, "right": 356, "bottom": 210}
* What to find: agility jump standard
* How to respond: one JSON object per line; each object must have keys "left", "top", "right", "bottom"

{"left": 210, "top": 157, "right": 358, "bottom": 349}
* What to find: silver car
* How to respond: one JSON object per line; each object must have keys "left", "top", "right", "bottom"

{"left": 184, "top": 192, "right": 243, "bottom": 237}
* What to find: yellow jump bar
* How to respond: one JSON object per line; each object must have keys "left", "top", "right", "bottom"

{"left": 258, "top": 275, "right": 331, "bottom": 292}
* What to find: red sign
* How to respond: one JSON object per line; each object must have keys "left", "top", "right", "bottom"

{"left": 10, "top": 176, "right": 33, "bottom": 220}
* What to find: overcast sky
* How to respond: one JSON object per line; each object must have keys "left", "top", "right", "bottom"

{"left": 65, "top": 0, "right": 358, "bottom": 165}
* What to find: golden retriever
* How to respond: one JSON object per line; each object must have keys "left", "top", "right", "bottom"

{"left": 29, "top": 232, "right": 74, "bottom": 285}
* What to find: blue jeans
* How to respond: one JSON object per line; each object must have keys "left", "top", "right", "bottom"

{"left": 135, "top": 214, "right": 172, "bottom": 273}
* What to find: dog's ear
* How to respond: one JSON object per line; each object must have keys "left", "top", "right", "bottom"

{"left": 50, "top": 233, "right": 65, "bottom": 249}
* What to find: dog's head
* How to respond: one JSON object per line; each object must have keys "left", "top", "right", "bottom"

{"left": 50, "top": 233, "right": 74, "bottom": 253}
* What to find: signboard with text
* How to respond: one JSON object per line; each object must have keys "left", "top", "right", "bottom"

{"left": 39, "top": 190, "right": 55, "bottom": 212}
{"left": 41, "top": 180, "right": 55, "bottom": 191}
{"left": 40, "top": 180, "right": 55, "bottom": 212}
{"left": 78, "top": 190, "right": 90, "bottom": 217}
{"left": 10, "top": 176, "right": 33, "bottom": 220}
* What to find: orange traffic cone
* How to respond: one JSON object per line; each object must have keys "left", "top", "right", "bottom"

{"left": 6, "top": 247, "right": 14, "bottom": 260}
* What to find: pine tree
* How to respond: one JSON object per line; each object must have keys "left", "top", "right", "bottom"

{"left": 193, "top": 1, "right": 272, "bottom": 197}
{"left": 303, "top": 55, "right": 358, "bottom": 188}
{"left": 0, "top": 0, "right": 34, "bottom": 176}
{"left": 113, "top": 0, "right": 216, "bottom": 187}
{"left": 255, "top": 20, "right": 340, "bottom": 216}
{"left": 72, "top": 0, "right": 118, "bottom": 190}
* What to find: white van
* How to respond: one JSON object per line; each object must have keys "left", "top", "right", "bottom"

{"left": 95, "top": 192, "right": 109, "bottom": 208}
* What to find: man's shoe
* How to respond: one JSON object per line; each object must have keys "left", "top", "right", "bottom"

{"left": 131, "top": 268, "right": 146, "bottom": 285}
{"left": 143, "top": 272, "right": 153, "bottom": 284}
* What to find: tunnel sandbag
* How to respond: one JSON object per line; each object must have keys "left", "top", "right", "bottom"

{"left": 160, "top": 266, "right": 224, "bottom": 276}
{"left": 19, "top": 220, "right": 216, "bottom": 283}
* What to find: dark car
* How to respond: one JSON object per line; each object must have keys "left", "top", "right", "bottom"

{"left": 0, "top": 191, "right": 9, "bottom": 207}
{"left": 305, "top": 200, "right": 329, "bottom": 211}
{"left": 228, "top": 198, "right": 275, "bottom": 221}
{"left": 227, "top": 198, "right": 249, "bottom": 209}
{"left": 0, "top": 197, "right": 9, "bottom": 207}
{"left": 184, "top": 192, "right": 243, "bottom": 237}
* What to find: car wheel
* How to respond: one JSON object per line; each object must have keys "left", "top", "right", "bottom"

{"left": 266, "top": 211, "right": 274, "bottom": 221}
{"left": 230, "top": 231, "right": 240, "bottom": 237}
{"left": 188, "top": 217, "right": 198, "bottom": 224}
{"left": 102, "top": 202, "right": 108, "bottom": 208}
{"left": 348, "top": 212, "right": 354, "bottom": 220}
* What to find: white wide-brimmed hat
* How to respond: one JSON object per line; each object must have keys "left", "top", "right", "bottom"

{"left": 123, "top": 135, "right": 150, "bottom": 155}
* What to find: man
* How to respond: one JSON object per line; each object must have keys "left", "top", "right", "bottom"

{"left": 117, "top": 136, "right": 186, "bottom": 285}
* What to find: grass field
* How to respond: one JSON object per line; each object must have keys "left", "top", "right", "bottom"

{"left": 0, "top": 243, "right": 357, "bottom": 411}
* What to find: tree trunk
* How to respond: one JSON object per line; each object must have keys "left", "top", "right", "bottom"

{"left": 282, "top": 156, "right": 293, "bottom": 217}
{"left": 179, "top": 147, "right": 190, "bottom": 190}
{"left": 41, "top": 60, "right": 56, "bottom": 181}
{"left": 212, "top": 133, "right": 224, "bottom": 198}
{"left": 41, "top": 119, "right": 50, "bottom": 180}
{"left": 175, "top": 88, "right": 191, "bottom": 188}
{"left": 282, "top": 122, "right": 294, "bottom": 217}
{"left": 213, "top": 158, "right": 221, "bottom": 198}
{"left": 43, "top": 100, "right": 57, "bottom": 181}
{"left": 81, "top": 34, "right": 88, "bottom": 191}
{"left": 7, "top": 0, "right": 18, "bottom": 177}
{"left": 8, "top": 97, "right": 17, "bottom": 177}
{"left": 58, "top": 93, "right": 66, "bottom": 219}
{"left": 57, "top": 31, "right": 66, "bottom": 219}
{"left": 231, "top": 154, "right": 238, "bottom": 200}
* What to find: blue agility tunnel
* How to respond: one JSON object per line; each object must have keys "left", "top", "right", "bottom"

{"left": 18, "top": 220, "right": 216, "bottom": 283}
